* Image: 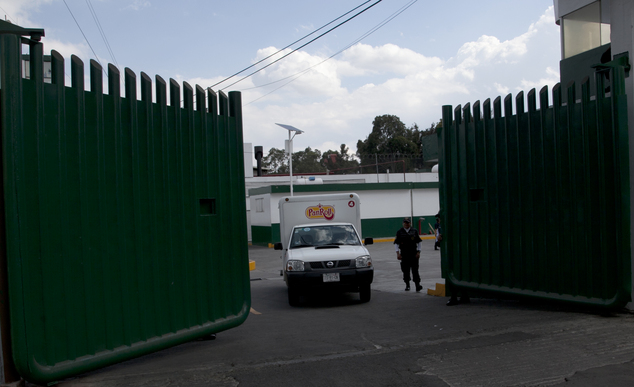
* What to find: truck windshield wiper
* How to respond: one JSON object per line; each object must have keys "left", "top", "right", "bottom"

{"left": 290, "top": 244, "right": 314, "bottom": 249}
{"left": 315, "top": 245, "right": 340, "bottom": 249}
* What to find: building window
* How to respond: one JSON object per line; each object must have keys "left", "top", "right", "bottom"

{"left": 21, "top": 55, "right": 52, "bottom": 83}
{"left": 255, "top": 198, "right": 264, "bottom": 213}
{"left": 562, "top": 1, "right": 610, "bottom": 59}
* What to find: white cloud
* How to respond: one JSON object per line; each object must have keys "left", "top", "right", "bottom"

{"left": 123, "top": 0, "right": 151, "bottom": 11}
{"left": 42, "top": 38, "right": 90, "bottom": 62}
{"left": 8, "top": 1, "right": 561, "bottom": 157}
{"left": 341, "top": 43, "right": 444, "bottom": 75}
{"left": 0, "top": 0, "right": 52, "bottom": 26}
{"left": 455, "top": 34, "right": 529, "bottom": 68}
{"left": 495, "top": 83, "right": 510, "bottom": 95}
{"left": 0, "top": 0, "right": 89, "bottom": 62}
{"left": 518, "top": 66, "right": 560, "bottom": 92}
{"left": 531, "top": 5, "right": 556, "bottom": 29}
{"left": 249, "top": 47, "right": 346, "bottom": 98}
{"left": 452, "top": 6, "right": 556, "bottom": 72}
{"left": 241, "top": 6, "right": 561, "bottom": 154}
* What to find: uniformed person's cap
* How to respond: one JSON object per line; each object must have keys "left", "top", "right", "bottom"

{"left": 403, "top": 217, "right": 411, "bottom": 223}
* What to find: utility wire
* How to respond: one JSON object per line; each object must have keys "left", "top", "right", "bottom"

{"left": 246, "top": 0, "right": 416, "bottom": 92}
{"left": 244, "top": 0, "right": 418, "bottom": 105}
{"left": 210, "top": 0, "right": 375, "bottom": 89}
{"left": 0, "top": 7, "right": 15, "bottom": 23}
{"left": 86, "top": 0, "right": 119, "bottom": 68}
{"left": 62, "top": 0, "right": 106, "bottom": 74}
{"left": 218, "top": 0, "right": 383, "bottom": 91}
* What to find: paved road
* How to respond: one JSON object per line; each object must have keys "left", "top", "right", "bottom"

{"left": 43, "top": 241, "right": 634, "bottom": 387}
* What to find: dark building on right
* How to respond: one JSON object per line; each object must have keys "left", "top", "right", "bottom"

{"left": 438, "top": 1, "right": 634, "bottom": 309}
{"left": 555, "top": 0, "right": 634, "bottom": 308}
{"left": 554, "top": 0, "right": 632, "bottom": 119}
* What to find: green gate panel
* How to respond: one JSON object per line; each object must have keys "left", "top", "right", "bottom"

{"left": 251, "top": 225, "right": 280, "bottom": 246}
{"left": 439, "top": 63, "right": 631, "bottom": 309}
{"left": 1, "top": 31, "right": 250, "bottom": 383}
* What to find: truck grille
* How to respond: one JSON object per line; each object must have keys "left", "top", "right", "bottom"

{"left": 309, "top": 260, "right": 352, "bottom": 269}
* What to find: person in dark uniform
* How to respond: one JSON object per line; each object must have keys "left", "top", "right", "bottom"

{"left": 394, "top": 218, "right": 423, "bottom": 292}
{"left": 446, "top": 284, "right": 470, "bottom": 306}
{"left": 434, "top": 216, "right": 442, "bottom": 250}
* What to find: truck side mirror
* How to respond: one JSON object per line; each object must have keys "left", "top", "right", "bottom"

{"left": 364, "top": 237, "right": 373, "bottom": 245}
{"left": 274, "top": 242, "right": 283, "bottom": 250}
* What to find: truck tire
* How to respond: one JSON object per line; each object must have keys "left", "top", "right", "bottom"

{"left": 359, "top": 284, "right": 371, "bottom": 303}
{"left": 288, "top": 286, "right": 300, "bottom": 306}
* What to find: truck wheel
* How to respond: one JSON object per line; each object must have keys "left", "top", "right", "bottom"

{"left": 288, "top": 287, "right": 300, "bottom": 306}
{"left": 359, "top": 284, "right": 371, "bottom": 303}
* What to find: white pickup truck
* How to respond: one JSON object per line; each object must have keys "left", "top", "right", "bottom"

{"left": 274, "top": 193, "right": 374, "bottom": 306}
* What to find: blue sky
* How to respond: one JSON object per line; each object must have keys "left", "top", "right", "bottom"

{"left": 5, "top": 0, "right": 561, "bottom": 157}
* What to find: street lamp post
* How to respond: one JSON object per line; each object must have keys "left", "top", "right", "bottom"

{"left": 275, "top": 123, "right": 304, "bottom": 196}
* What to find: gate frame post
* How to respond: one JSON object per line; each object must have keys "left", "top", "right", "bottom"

{"left": 0, "top": 20, "right": 45, "bottom": 385}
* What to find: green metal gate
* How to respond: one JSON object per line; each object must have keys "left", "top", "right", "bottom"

{"left": 0, "top": 22, "right": 250, "bottom": 383}
{"left": 439, "top": 61, "right": 631, "bottom": 309}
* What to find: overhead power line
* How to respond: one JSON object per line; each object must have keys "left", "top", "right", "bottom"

{"left": 248, "top": 0, "right": 417, "bottom": 91}
{"left": 86, "top": 0, "right": 118, "bottom": 68}
{"left": 217, "top": 0, "right": 383, "bottom": 91}
{"left": 62, "top": 0, "right": 106, "bottom": 73}
{"left": 244, "top": 0, "right": 419, "bottom": 105}
{"left": 0, "top": 7, "right": 15, "bottom": 23}
{"left": 210, "top": 0, "right": 375, "bottom": 90}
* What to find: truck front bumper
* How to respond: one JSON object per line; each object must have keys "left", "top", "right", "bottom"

{"left": 285, "top": 268, "right": 373, "bottom": 292}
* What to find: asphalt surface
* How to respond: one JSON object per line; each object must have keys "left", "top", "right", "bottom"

{"left": 35, "top": 240, "right": 634, "bottom": 387}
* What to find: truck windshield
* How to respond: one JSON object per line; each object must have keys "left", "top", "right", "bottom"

{"left": 289, "top": 225, "right": 361, "bottom": 249}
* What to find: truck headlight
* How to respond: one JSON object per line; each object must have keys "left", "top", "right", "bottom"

{"left": 286, "top": 260, "right": 305, "bottom": 272}
{"left": 355, "top": 255, "right": 372, "bottom": 268}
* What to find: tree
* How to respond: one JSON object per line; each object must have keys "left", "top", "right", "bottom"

{"left": 321, "top": 144, "right": 359, "bottom": 174}
{"left": 262, "top": 117, "right": 443, "bottom": 175}
{"left": 262, "top": 147, "right": 327, "bottom": 174}
{"left": 356, "top": 115, "right": 422, "bottom": 172}
{"left": 419, "top": 120, "right": 442, "bottom": 138}
{"left": 262, "top": 147, "right": 288, "bottom": 174}
{"left": 356, "top": 115, "right": 421, "bottom": 156}
{"left": 292, "top": 147, "right": 325, "bottom": 174}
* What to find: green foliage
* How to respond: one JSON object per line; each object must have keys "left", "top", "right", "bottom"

{"left": 262, "top": 147, "right": 327, "bottom": 174}
{"left": 261, "top": 117, "right": 441, "bottom": 175}
{"left": 356, "top": 114, "right": 419, "bottom": 156}
{"left": 292, "top": 147, "right": 326, "bottom": 174}
{"left": 262, "top": 147, "right": 288, "bottom": 174}
{"left": 420, "top": 119, "right": 442, "bottom": 138}
{"left": 321, "top": 144, "right": 359, "bottom": 174}
{"left": 356, "top": 115, "right": 425, "bottom": 172}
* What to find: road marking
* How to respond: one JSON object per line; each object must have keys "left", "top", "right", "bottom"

{"left": 250, "top": 307, "right": 261, "bottom": 315}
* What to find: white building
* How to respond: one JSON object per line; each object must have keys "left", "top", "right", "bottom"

{"left": 243, "top": 143, "right": 440, "bottom": 245}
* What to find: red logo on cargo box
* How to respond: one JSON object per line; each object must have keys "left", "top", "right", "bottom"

{"left": 348, "top": 201, "right": 355, "bottom": 207}
{"left": 305, "top": 204, "right": 335, "bottom": 220}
